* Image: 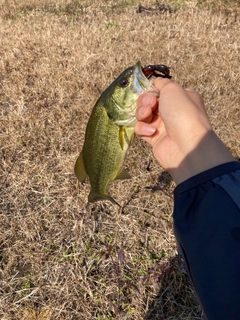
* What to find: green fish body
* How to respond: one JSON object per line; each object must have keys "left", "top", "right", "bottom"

{"left": 75, "top": 61, "right": 158, "bottom": 205}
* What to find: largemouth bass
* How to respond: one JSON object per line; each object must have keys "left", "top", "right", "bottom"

{"left": 75, "top": 61, "right": 160, "bottom": 206}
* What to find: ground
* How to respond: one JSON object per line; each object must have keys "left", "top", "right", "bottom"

{"left": 0, "top": 0, "right": 239, "bottom": 319}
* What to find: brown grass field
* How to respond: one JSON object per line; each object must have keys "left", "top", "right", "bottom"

{"left": 0, "top": 0, "right": 239, "bottom": 319}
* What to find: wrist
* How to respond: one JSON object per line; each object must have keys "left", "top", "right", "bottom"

{"left": 168, "top": 131, "right": 236, "bottom": 184}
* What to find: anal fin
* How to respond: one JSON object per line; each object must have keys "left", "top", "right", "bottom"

{"left": 115, "top": 167, "right": 131, "bottom": 180}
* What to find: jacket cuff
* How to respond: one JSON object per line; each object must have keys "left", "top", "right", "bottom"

{"left": 174, "top": 161, "right": 240, "bottom": 198}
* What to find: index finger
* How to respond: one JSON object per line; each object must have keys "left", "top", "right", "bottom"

{"left": 153, "top": 77, "right": 174, "bottom": 92}
{"left": 137, "top": 92, "right": 158, "bottom": 109}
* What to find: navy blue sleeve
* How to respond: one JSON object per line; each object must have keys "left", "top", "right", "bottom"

{"left": 173, "top": 161, "right": 240, "bottom": 320}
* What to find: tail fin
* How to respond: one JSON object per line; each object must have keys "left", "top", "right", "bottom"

{"left": 88, "top": 190, "right": 121, "bottom": 207}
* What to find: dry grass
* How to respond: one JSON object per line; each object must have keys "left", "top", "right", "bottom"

{"left": 0, "top": 0, "right": 239, "bottom": 319}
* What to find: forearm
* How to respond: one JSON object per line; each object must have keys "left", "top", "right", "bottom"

{"left": 173, "top": 162, "right": 240, "bottom": 319}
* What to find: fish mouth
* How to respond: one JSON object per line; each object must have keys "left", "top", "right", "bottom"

{"left": 114, "top": 62, "right": 159, "bottom": 128}
{"left": 133, "top": 61, "right": 159, "bottom": 96}
{"left": 134, "top": 61, "right": 148, "bottom": 91}
{"left": 136, "top": 61, "right": 147, "bottom": 79}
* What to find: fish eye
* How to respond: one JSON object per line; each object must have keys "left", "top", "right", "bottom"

{"left": 119, "top": 78, "right": 129, "bottom": 87}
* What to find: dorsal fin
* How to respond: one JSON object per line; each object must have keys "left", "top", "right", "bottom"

{"left": 74, "top": 151, "right": 87, "bottom": 183}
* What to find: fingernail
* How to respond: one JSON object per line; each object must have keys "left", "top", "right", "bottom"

{"left": 142, "top": 124, "right": 156, "bottom": 134}
{"left": 142, "top": 94, "right": 155, "bottom": 106}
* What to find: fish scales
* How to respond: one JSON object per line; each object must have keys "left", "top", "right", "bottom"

{"left": 75, "top": 61, "right": 159, "bottom": 206}
{"left": 84, "top": 101, "right": 134, "bottom": 205}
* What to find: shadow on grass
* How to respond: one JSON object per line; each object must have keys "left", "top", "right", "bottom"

{"left": 145, "top": 254, "right": 202, "bottom": 320}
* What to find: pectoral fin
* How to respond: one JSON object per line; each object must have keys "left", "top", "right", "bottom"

{"left": 129, "top": 132, "right": 135, "bottom": 146}
{"left": 119, "top": 127, "right": 135, "bottom": 150}
{"left": 119, "top": 126, "right": 125, "bottom": 150}
{"left": 74, "top": 151, "right": 87, "bottom": 183}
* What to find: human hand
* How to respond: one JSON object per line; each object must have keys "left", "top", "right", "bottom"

{"left": 135, "top": 78, "right": 235, "bottom": 184}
